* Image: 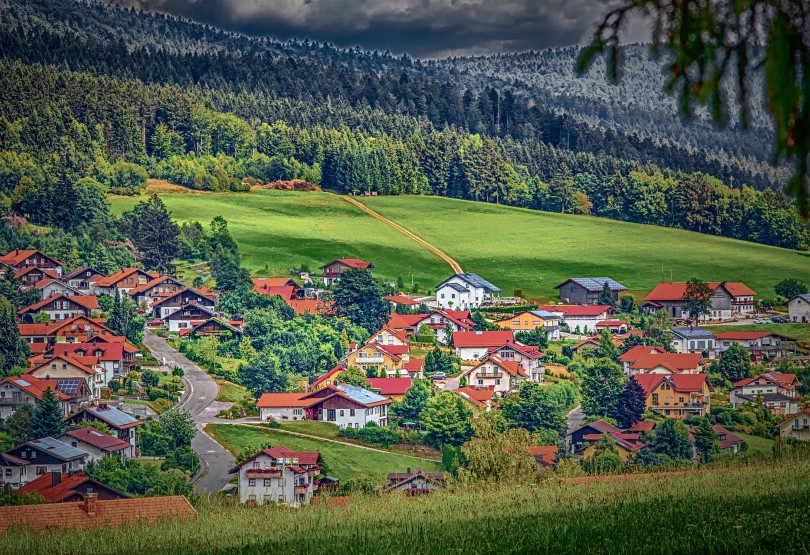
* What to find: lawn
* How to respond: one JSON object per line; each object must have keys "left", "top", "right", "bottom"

{"left": 361, "top": 195, "right": 810, "bottom": 301}
{"left": 206, "top": 424, "right": 441, "bottom": 484}
{"left": 736, "top": 433, "right": 776, "bottom": 455}
{"left": 215, "top": 380, "right": 252, "bottom": 403}
{"left": 703, "top": 323, "right": 810, "bottom": 346}
{"left": 8, "top": 461, "right": 810, "bottom": 554}
{"left": 110, "top": 189, "right": 451, "bottom": 293}
{"left": 279, "top": 421, "right": 341, "bottom": 439}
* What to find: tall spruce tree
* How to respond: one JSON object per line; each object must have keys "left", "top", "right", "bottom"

{"left": 30, "top": 388, "right": 65, "bottom": 439}
{"left": 0, "top": 296, "right": 29, "bottom": 375}
{"left": 693, "top": 417, "right": 720, "bottom": 464}
{"left": 614, "top": 378, "right": 646, "bottom": 428}
{"left": 598, "top": 281, "right": 615, "bottom": 307}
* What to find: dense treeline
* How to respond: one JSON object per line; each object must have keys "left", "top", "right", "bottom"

{"left": 0, "top": 60, "right": 805, "bottom": 250}
{"left": 0, "top": 0, "right": 787, "bottom": 191}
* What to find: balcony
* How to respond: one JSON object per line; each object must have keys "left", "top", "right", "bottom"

{"left": 294, "top": 485, "right": 310, "bottom": 495}
{"left": 246, "top": 470, "right": 282, "bottom": 479}
{"left": 357, "top": 356, "right": 385, "bottom": 363}
{"left": 475, "top": 371, "right": 502, "bottom": 378}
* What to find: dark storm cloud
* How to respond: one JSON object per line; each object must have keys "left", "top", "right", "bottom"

{"left": 114, "top": 0, "right": 645, "bottom": 58}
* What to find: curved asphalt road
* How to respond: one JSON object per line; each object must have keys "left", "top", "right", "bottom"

{"left": 142, "top": 330, "right": 234, "bottom": 498}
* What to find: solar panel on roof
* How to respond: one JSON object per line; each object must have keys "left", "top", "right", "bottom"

{"left": 29, "top": 437, "right": 88, "bottom": 460}
{"left": 15, "top": 379, "right": 31, "bottom": 387}
{"left": 56, "top": 379, "right": 81, "bottom": 395}
{"left": 88, "top": 405, "right": 138, "bottom": 427}
{"left": 336, "top": 384, "right": 387, "bottom": 405}
{"left": 568, "top": 278, "right": 627, "bottom": 291}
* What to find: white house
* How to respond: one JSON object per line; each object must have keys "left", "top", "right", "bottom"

{"left": 463, "top": 354, "right": 528, "bottom": 395}
{"left": 412, "top": 310, "right": 474, "bottom": 344}
{"left": 256, "top": 385, "right": 392, "bottom": 429}
{"left": 730, "top": 372, "right": 801, "bottom": 416}
{"left": 788, "top": 294, "right": 810, "bottom": 323}
{"left": 536, "top": 305, "right": 615, "bottom": 335}
{"left": 435, "top": 273, "right": 501, "bottom": 310}
{"left": 0, "top": 437, "right": 88, "bottom": 489}
{"left": 671, "top": 327, "right": 717, "bottom": 357}
{"left": 229, "top": 445, "right": 321, "bottom": 507}
{"left": 452, "top": 330, "right": 516, "bottom": 360}
{"left": 58, "top": 428, "right": 132, "bottom": 462}
{"left": 37, "top": 279, "right": 83, "bottom": 299}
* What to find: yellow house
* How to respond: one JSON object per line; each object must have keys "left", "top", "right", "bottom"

{"left": 581, "top": 433, "right": 644, "bottom": 461}
{"left": 367, "top": 325, "right": 409, "bottom": 347}
{"left": 344, "top": 343, "right": 409, "bottom": 376}
{"left": 309, "top": 364, "right": 347, "bottom": 391}
{"left": 634, "top": 374, "right": 710, "bottom": 420}
{"left": 493, "top": 310, "right": 561, "bottom": 340}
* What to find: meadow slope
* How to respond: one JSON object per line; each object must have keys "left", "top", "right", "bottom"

{"left": 111, "top": 189, "right": 810, "bottom": 300}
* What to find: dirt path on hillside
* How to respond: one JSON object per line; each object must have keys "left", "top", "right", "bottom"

{"left": 339, "top": 195, "right": 463, "bottom": 274}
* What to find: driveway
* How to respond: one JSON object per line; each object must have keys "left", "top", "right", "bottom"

{"left": 142, "top": 330, "right": 235, "bottom": 498}
{"left": 567, "top": 405, "right": 584, "bottom": 435}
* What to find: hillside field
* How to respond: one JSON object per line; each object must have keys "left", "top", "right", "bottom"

{"left": 5, "top": 461, "right": 809, "bottom": 554}
{"left": 110, "top": 189, "right": 810, "bottom": 300}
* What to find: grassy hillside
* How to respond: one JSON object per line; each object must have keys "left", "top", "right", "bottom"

{"left": 361, "top": 195, "right": 810, "bottom": 300}
{"left": 111, "top": 189, "right": 810, "bottom": 300}
{"left": 207, "top": 424, "right": 441, "bottom": 484}
{"left": 109, "top": 188, "right": 451, "bottom": 290}
{"left": 6, "top": 461, "right": 809, "bottom": 553}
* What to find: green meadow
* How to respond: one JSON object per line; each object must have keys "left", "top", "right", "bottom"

{"left": 111, "top": 189, "right": 810, "bottom": 301}
{"left": 6, "top": 461, "right": 809, "bottom": 554}
{"left": 206, "top": 424, "right": 441, "bottom": 484}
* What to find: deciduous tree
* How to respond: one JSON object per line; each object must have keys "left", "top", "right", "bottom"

{"left": 420, "top": 390, "right": 473, "bottom": 447}
{"left": 581, "top": 358, "right": 626, "bottom": 420}
{"left": 333, "top": 269, "right": 390, "bottom": 333}
{"left": 716, "top": 343, "right": 752, "bottom": 382}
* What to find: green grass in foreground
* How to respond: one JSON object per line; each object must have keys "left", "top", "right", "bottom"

{"left": 360, "top": 195, "right": 810, "bottom": 300}
{"left": 736, "top": 433, "right": 776, "bottom": 455}
{"left": 109, "top": 190, "right": 450, "bottom": 291}
{"left": 6, "top": 462, "right": 809, "bottom": 554}
{"left": 207, "top": 424, "right": 440, "bottom": 484}
{"left": 703, "top": 323, "right": 810, "bottom": 345}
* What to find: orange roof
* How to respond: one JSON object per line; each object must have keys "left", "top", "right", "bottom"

{"left": 19, "top": 294, "right": 99, "bottom": 314}
{"left": 455, "top": 386, "right": 498, "bottom": 408}
{"left": 453, "top": 331, "right": 515, "bottom": 348}
{"left": 16, "top": 266, "right": 60, "bottom": 280}
{"left": 385, "top": 295, "right": 420, "bottom": 306}
{"left": 645, "top": 281, "right": 756, "bottom": 301}
{"left": 633, "top": 374, "right": 707, "bottom": 396}
{"left": 389, "top": 313, "right": 428, "bottom": 329}
{"left": 402, "top": 357, "right": 423, "bottom": 371}
{"left": 93, "top": 268, "right": 155, "bottom": 288}
{"left": 18, "top": 471, "right": 128, "bottom": 502}
{"left": 29, "top": 353, "right": 99, "bottom": 376}
{"left": 0, "top": 376, "right": 73, "bottom": 401}
{"left": 127, "top": 276, "right": 183, "bottom": 296}
{"left": 253, "top": 285, "right": 297, "bottom": 300}
{"left": 536, "top": 305, "right": 614, "bottom": 317}
{"left": 321, "top": 258, "right": 373, "bottom": 270}
{"left": 733, "top": 372, "right": 799, "bottom": 389}
{"left": 256, "top": 392, "right": 318, "bottom": 408}
{"left": 523, "top": 445, "right": 558, "bottom": 465}
{"left": 0, "top": 249, "right": 63, "bottom": 267}
{"left": 0, "top": 495, "right": 195, "bottom": 532}
{"left": 252, "top": 277, "right": 298, "bottom": 288}
{"left": 619, "top": 345, "right": 667, "bottom": 363}
{"left": 367, "top": 377, "right": 412, "bottom": 395}
{"left": 287, "top": 299, "right": 334, "bottom": 316}
{"left": 370, "top": 324, "right": 410, "bottom": 344}
{"left": 628, "top": 352, "right": 703, "bottom": 373}
{"left": 471, "top": 354, "right": 527, "bottom": 378}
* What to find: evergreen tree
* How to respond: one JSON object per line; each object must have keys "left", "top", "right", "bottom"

{"left": 582, "top": 434, "right": 624, "bottom": 474}
{"left": 339, "top": 366, "right": 371, "bottom": 388}
{"left": 648, "top": 419, "right": 693, "bottom": 462}
{"left": 500, "top": 381, "right": 574, "bottom": 436}
{"left": 30, "top": 388, "right": 65, "bottom": 439}
{"left": 514, "top": 327, "right": 548, "bottom": 349}
{"left": 420, "top": 390, "right": 473, "bottom": 447}
{"left": 5, "top": 402, "right": 34, "bottom": 444}
{"left": 106, "top": 291, "right": 146, "bottom": 345}
{"left": 598, "top": 281, "right": 615, "bottom": 306}
{"left": 0, "top": 296, "right": 29, "bottom": 375}
{"left": 644, "top": 309, "right": 674, "bottom": 350}
{"left": 580, "top": 358, "right": 626, "bottom": 419}
{"left": 693, "top": 417, "right": 720, "bottom": 464}
{"left": 614, "top": 378, "right": 646, "bottom": 428}
{"left": 122, "top": 194, "right": 180, "bottom": 275}
{"left": 444, "top": 322, "right": 455, "bottom": 346}
{"left": 211, "top": 244, "right": 251, "bottom": 292}
{"left": 333, "top": 269, "right": 390, "bottom": 333}
{"left": 471, "top": 311, "right": 491, "bottom": 331}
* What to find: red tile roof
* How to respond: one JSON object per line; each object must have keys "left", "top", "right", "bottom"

{"left": 0, "top": 376, "right": 73, "bottom": 401}
{"left": 367, "top": 377, "right": 412, "bottom": 395}
{"left": 54, "top": 342, "right": 125, "bottom": 362}
{"left": 18, "top": 471, "right": 128, "bottom": 502}
{"left": 628, "top": 421, "right": 657, "bottom": 433}
{"left": 322, "top": 258, "right": 373, "bottom": 270}
{"left": 256, "top": 392, "right": 318, "bottom": 408}
{"left": 452, "top": 330, "right": 515, "bottom": 348}
{"left": 471, "top": 354, "right": 527, "bottom": 378}
{"left": 253, "top": 285, "right": 297, "bottom": 300}
{"left": 733, "top": 372, "right": 799, "bottom": 389}
{"left": 19, "top": 294, "right": 99, "bottom": 314}
{"left": 369, "top": 324, "right": 410, "bottom": 345}
{"left": 402, "top": 357, "right": 423, "bottom": 372}
{"left": 310, "top": 364, "right": 347, "bottom": 389}
{"left": 633, "top": 374, "right": 707, "bottom": 396}
{"left": 93, "top": 268, "right": 157, "bottom": 288}
{"left": 646, "top": 281, "right": 757, "bottom": 301}
{"left": 287, "top": 299, "right": 334, "bottom": 316}
{"left": 523, "top": 445, "right": 558, "bottom": 465}
{"left": 29, "top": 353, "right": 99, "bottom": 376}
{"left": 454, "top": 386, "right": 498, "bottom": 408}
{"left": 487, "top": 342, "right": 545, "bottom": 360}
{"left": 536, "top": 305, "right": 614, "bottom": 317}
{"left": 1, "top": 249, "right": 63, "bottom": 267}
{"left": 375, "top": 344, "right": 410, "bottom": 357}
{"left": 385, "top": 295, "right": 420, "bottom": 306}
{"left": 16, "top": 266, "right": 60, "bottom": 280}
{"left": 0, "top": 495, "right": 195, "bottom": 532}
{"left": 628, "top": 352, "right": 704, "bottom": 373}
{"left": 619, "top": 345, "right": 667, "bottom": 363}
{"left": 389, "top": 313, "right": 428, "bottom": 328}
{"left": 63, "top": 428, "right": 131, "bottom": 452}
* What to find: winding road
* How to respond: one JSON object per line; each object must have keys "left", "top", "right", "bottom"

{"left": 142, "top": 330, "right": 234, "bottom": 498}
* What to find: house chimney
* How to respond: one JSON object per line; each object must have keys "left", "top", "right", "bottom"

{"left": 83, "top": 493, "right": 98, "bottom": 516}
{"left": 52, "top": 471, "right": 62, "bottom": 486}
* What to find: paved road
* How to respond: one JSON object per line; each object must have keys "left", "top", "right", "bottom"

{"left": 142, "top": 330, "right": 234, "bottom": 497}
{"left": 567, "top": 405, "right": 584, "bottom": 435}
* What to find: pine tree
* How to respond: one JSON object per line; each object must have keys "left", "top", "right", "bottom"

{"left": 0, "top": 296, "right": 29, "bottom": 375}
{"left": 598, "top": 281, "right": 615, "bottom": 306}
{"left": 30, "top": 388, "right": 65, "bottom": 439}
{"left": 693, "top": 417, "right": 720, "bottom": 464}
{"left": 614, "top": 378, "right": 646, "bottom": 428}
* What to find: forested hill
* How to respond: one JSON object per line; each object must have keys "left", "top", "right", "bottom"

{"left": 0, "top": 0, "right": 786, "bottom": 191}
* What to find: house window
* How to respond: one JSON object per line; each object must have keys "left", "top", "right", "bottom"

{"left": 253, "top": 462, "right": 260, "bottom": 469}
{"left": 652, "top": 394, "right": 659, "bottom": 405}
{"left": 477, "top": 379, "right": 483, "bottom": 386}
{"left": 679, "top": 397, "right": 684, "bottom": 404}
{"left": 495, "top": 379, "right": 501, "bottom": 385}
{"left": 264, "top": 479, "right": 272, "bottom": 486}
{"left": 293, "top": 409, "right": 303, "bottom": 416}
{"left": 4, "top": 468, "right": 10, "bottom": 477}
{"left": 36, "top": 466, "right": 47, "bottom": 476}
{"left": 350, "top": 409, "right": 355, "bottom": 416}
{"left": 327, "top": 409, "right": 336, "bottom": 422}
{"left": 248, "top": 478, "right": 256, "bottom": 487}
{"left": 339, "top": 410, "right": 344, "bottom": 417}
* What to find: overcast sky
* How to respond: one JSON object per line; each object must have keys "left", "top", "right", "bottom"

{"left": 112, "top": 0, "right": 650, "bottom": 58}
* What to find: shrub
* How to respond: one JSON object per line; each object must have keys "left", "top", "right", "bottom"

{"left": 149, "top": 398, "right": 173, "bottom": 414}
{"left": 267, "top": 420, "right": 281, "bottom": 429}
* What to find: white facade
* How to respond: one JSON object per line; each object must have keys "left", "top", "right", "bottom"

{"left": 671, "top": 329, "right": 717, "bottom": 358}
{"left": 56, "top": 434, "right": 128, "bottom": 462}
{"left": 435, "top": 274, "right": 500, "bottom": 310}
{"left": 235, "top": 454, "right": 315, "bottom": 507}
{"left": 320, "top": 404, "right": 388, "bottom": 429}
{"left": 560, "top": 316, "right": 604, "bottom": 335}
{"left": 259, "top": 406, "right": 308, "bottom": 422}
{"left": 40, "top": 281, "right": 82, "bottom": 298}
{"left": 788, "top": 295, "right": 810, "bottom": 323}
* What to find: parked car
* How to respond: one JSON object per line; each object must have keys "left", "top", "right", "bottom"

{"left": 147, "top": 319, "right": 164, "bottom": 326}
{"left": 430, "top": 372, "right": 447, "bottom": 380}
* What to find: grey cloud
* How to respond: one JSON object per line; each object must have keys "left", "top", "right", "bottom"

{"left": 112, "top": 0, "right": 641, "bottom": 57}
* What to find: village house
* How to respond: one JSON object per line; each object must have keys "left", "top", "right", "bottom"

{"left": 320, "top": 258, "right": 373, "bottom": 286}
{"left": 181, "top": 317, "right": 243, "bottom": 340}
{"left": 256, "top": 384, "right": 392, "bottom": 428}
{"left": 618, "top": 345, "right": 669, "bottom": 374}
{"left": 624, "top": 352, "right": 705, "bottom": 376}
{"left": 493, "top": 310, "right": 561, "bottom": 340}
{"left": 53, "top": 341, "right": 129, "bottom": 380}
{"left": 595, "top": 320, "right": 629, "bottom": 334}
{"left": 252, "top": 277, "right": 303, "bottom": 299}
{"left": 27, "top": 353, "right": 104, "bottom": 400}
{"left": 580, "top": 432, "right": 646, "bottom": 461}
{"left": 535, "top": 305, "right": 616, "bottom": 335}
{"left": 229, "top": 445, "right": 321, "bottom": 507}
{"left": 435, "top": 273, "right": 501, "bottom": 310}
{"left": 35, "top": 278, "right": 83, "bottom": 299}
{"left": 0, "top": 437, "right": 89, "bottom": 489}
{"left": 633, "top": 374, "right": 711, "bottom": 419}
{"left": 65, "top": 404, "right": 142, "bottom": 456}
{"left": 0, "top": 249, "right": 64, "bottom": 276}
{"left": 555, "top": 277, "right": 628, "bottom": 305}
{"left": 779, "top": 408, "right": 810, "bottom": 441}
{"left": 384, "top": 469, "right": 447, "bottom": 494}
{"left": 671, "top": 327, "right": 717, "bottom": 357}
{"left": 788, "top": 293, "right": 810, "bottom": 323}
{"left": 0, "top": 495, "right": 195, "bottom": 532}
{"left": 15, "top": 266, "right": 61, "bottom": 289}
{"left": 367, "top": 377, "right": 412, "bottom": 402}
{"left": 463, "top": 354, "right": 527, "bottom": 395}
{"left": 385, "top": 295, "right": 422, "bottom": 311}
{"left": 714, "top": 331, "right": 797, "bottom": 361}
{"left": 57, "top": 428, "right": 133, "bottom": 462}
{"left": 688, "top": 424, "right": 745, "bottom": 457}
{"left": 730, "top": 372, "right": 801, "bottom": 415}
{"left": 62, "top": 267, "right": 106, "bottom": 293}
{"left": 452, "top": 330, "right": 516, "bottom": 360}
{"left": 344, "top": 342, "right": 423, "bottom": 378}
{"left": 91, "top": 267, "right": 157, "bottom": 296}
{"left": 486, "top": 342, "right": 545, "bottom": 382}
{"left": 567, "top": 420, "right": 623, "bottom": 454}
{"left": 0, "top": 375, "right": 79, "bottom": 419}
{"left": 17, "top": 294, "right": 99, "bottom": 323}
{"left": 128, "top": 276, "right": 187, "bottom": 308}
{"left": 309, "top": 365, "right": 347, "bottom": 391}
{"left": 454, "top": 386, "right": 499, "bottom": 414}
{"left": 18, "top": 471, "right": 130, "bottom": 502}
{"left": 152, "top": 288, "right": 216, "bottom": 320}
{"left": 18, "top": 315, "right": 119, "bottom": 349}
{"left": 165, "top": 303, "right": 217, "bottom": 332}
{"left": 643, "top": 282, "right": 757, "bottom": 321}
{"left": 412, "top": 309, "right": 475, "bottom": 344}
{"left": 368, "top": 325, "right": 410, "bottom": 347}
{"left": 523, "top": 445, "right": 558, "bottom": 469}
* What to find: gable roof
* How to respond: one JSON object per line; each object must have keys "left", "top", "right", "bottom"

{"left": 321, "top": 258, "right": 373, "bottom": 270}
{"left": 369, "top": 324, "right": 410, "bottom": 345}
{"left": 18, "top": 471, "right": 129, "bottom": 502}
{"left": 230, "top": 445, "right": 321, "bottom": 473}
{"left": 714, "top": 331, "right": 796, "bottom": 341}
{"left": 73, "top": 405, "right": 142, "bottom": 429}
{"left": 633, "top": 374, "right": 708, "bottom": 396}
{"left": 452, "top": 330, "right": 515, "bottom": 348}
{"left": 15, "top": 266, "right": 60, "bottom": 280}
{"left": 93, "top": 268, "right": 157, "bottom": 288}
{"left": 618, "top": 345, "right": 668, "bottom": 363}
{"left": 252, "top": 277, "right": 299, "bottom": 289}
{"left": 671, "top": 326, "right": 716, "bottom": 340}
{"left": 0, "top": 249, "right": 63, "bottom": 267}
{"left": 18, "top": 294, "right": 99, "bottom": 314}
{"left": 628, "top": 352, "right": 704, "bottom": 373}
{"left": 287, "top": 299, "right": 335, "bottom": 316}
{"left": 645, "top": 281, "right": 757, "bottom": 301}
{"left": 791, "top": 293, "right": 810, "bottom": 304}
{"left": 367, "top": 377, "right": 413, "bottom": 396}
{"left": 30, "top": 353, "right": 100, "bottom": 376}
{"left": 385, "top": 295, "right": 421, "bottom": 306}
{"left": 152, "top": 287, "right": 215, "bottom": 308}
{"left": 523, "top": 445, "right": 558, "bottom": 466}
{"left": 0, "top": 376, "right": 73, "bottom": 401}
{"left": 54, "top": 342, "right": 125, "bottom": 362}
{"left": 252, "top": 285, "right": 297, "bottom": 300}
{"left": 256, "top": 392, "right": 317, "bottom": 408}
{"left": 732, "top": 372, "right": 799, "bottom": 389}
{"left": 18, "top": 437, "right": 88, "bottom": 462}
{"left": 334, "top": 384, "right": 389, "bottom": 405}
{"left": 470, "top": 354, "right": 527, "bottom": 378}
{"left": 536, "top": 305, "right": 615, "bottom": 317}
{"left": 127, "top": 276, "right": 185, "bottom": 296}
{"left": 454, "top": 386, "right": 498, "bottom": 409}
{"left": 555, "top": 277, "right": 627, "bottom": 292}
{"left": 310, "top": 364, "right": 347, "bottom": 389}
{"left": 62, "top": 428, "right": 132, "bottom": 452}
{"left": 0, "top": 495, "right": 195, "bottom": 532}
{"left": 63, "top": 266, "right": 105, "bottom": 281}
{"left": 487, "top": 342, "right": 545, "bottom": 360}
{"left": 437, "top": 273, "right": 500, "bottom": 293}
